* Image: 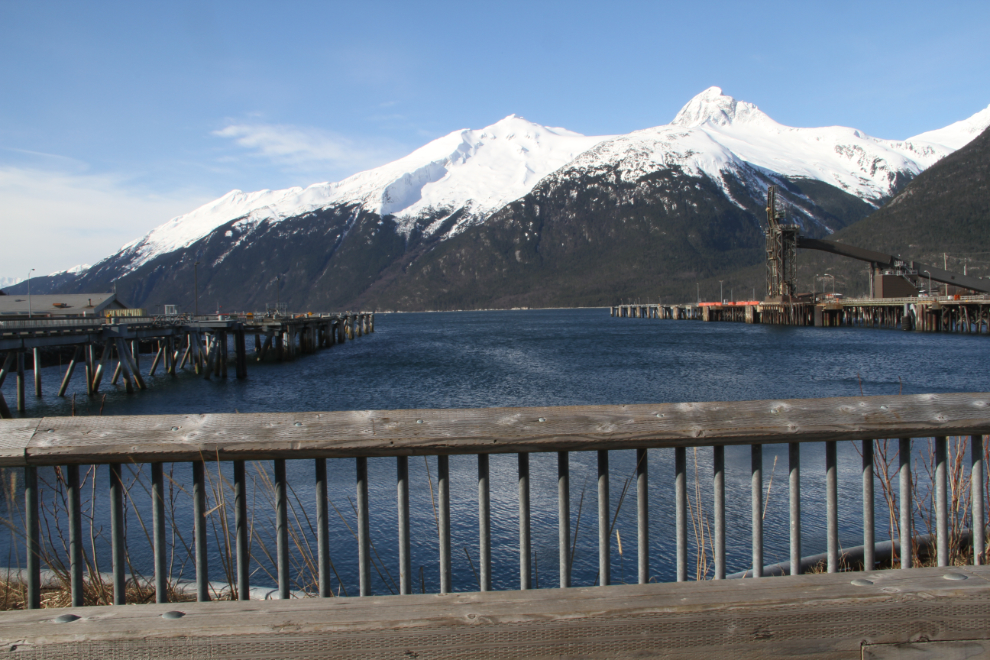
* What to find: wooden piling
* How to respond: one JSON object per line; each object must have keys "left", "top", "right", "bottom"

{"left": 32, "top": 348, "right": 41, "bottom": 397}
{"left": 57, "top": 346, "right": 83, "bottom": 397}
{"left": 16, "top": 351, "right": 26, "bottom": 412}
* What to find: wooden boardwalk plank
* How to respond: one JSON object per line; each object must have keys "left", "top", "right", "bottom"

{"left": 0, "top": 566, "right": 987, "bottom": 658}
{"left": 4, "top": 392, "right": 990, "bottom": 465}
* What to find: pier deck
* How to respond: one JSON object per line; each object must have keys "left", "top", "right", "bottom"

{"left": 0, "top": 312, "right": 375, "bottom": 416}
{"left": 612, "top": 296, "right": 990, "bottom": 333}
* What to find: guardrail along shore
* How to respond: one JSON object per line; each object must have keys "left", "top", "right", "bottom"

{"left": 1, "top": 392, "right": 988, "bottom": 656}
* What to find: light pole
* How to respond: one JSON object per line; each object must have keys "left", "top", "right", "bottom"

{"left": 27, "top": 268, "right": 35, "bottom": 318}
{"left": 697, "top": 283, "right": 700, "bottom": 303}
{"left": 719, "top": 280, "right": 724, "bottom": 303}
{"left": 276, "top": 275, "right": 281, "bottom": 316}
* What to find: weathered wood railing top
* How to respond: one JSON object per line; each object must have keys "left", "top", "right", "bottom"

{"left": 2, "top": 392, "right": 988, "bottom": 466}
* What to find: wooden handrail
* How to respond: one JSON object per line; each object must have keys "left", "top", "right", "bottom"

{"left": 3, "top": 392, "right": 989, "bottom": 466}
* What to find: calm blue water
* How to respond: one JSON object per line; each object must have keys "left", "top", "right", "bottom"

{"left": 1, "top": 309, "right": 987, "bottom": 593}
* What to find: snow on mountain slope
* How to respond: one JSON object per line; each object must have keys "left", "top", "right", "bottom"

{"left": 909, "top": 103, "right": 990, "bottom": 150}
{"left": 47, "top": 264, "right": 90, "bottom": 277}
{"left": 563, "top": 87, "right": 990, "bottom": 208}
{"left": 117, "top": 116, "right": 610, "bottom": 272}
{"left": 109, "top": 88, "right": 990, "bottom": 274}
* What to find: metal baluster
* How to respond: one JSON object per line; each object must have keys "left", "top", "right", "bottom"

{"left": 935, "top": 437, "right": 948, "bottom": 567}
{"left": 275, "top": 459, "right": 289, "bottom": 598}
{"left": 519, "top": 452, "right": 531, "bottom": 590}
{"left": 598, "top": 450, "right": 610, "bottom": 586}
{"left": 67, "top": 464, "right": 83, "bottom": 606}
{"left": 863, "top": 440, "right": 875, "bottom": 571}
{"left": 110, "top": 463, "right": 125, "bottom": 605}
{"left": 151, "top": 463, "right": 166, "bottom": 603}
{"left": 713, "top": 446, "right": 725, "bottom": 580}
{"left": 826, "top": 441, "right": 838, "bottom": 573}
{"left": 558, "top": 451, "right": 570, "bottom": 588}
{"left": 789, "top": 443, "right": 801, "bottom": 576}
{"left": 397, "top": 456, "right": 411, "bottom": 595}
{"left": 637, "top": 447, "right": 648, "bottom": 584}
{"left": 478, "top": 454, "right": 491, "bottom": 591}
{"left": 675, "top": 447, "right": 687, "bottom": 582}
{"left": 193, "top": 461, "right": 209, "bottom": 601}
{"left": 235, "top": 460, "right": 249, "bottom": 600}
{"left": 356, "top": 457, "right": 370, "bottom": 596}
{"left": 438, "top": 455, "right": 451, "bottom": 594}
{"left": 899, "top": 438, "right": 912, "bottom": 569}
{"left": 25, "top": 466, "right": 40, "bottom": 609}
{"left": 973, "top": 435, "right": 985, "bottom": 565}
{"left": 751, "top": 445, "right": 763, "bottom": 578}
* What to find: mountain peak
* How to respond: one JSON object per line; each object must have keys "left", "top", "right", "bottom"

{"left": 671, "top": 87, "right": 770, "bottom": 128}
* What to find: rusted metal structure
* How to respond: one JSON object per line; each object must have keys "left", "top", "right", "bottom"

{"left": 764, "top": 185, "right": 800, "bottom": 300}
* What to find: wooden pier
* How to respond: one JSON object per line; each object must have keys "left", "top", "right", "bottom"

{"left": 0, "top": 312, "right": 375, "bottom": 416}
{"left": 612, "top": 296, "right": 990, "bottom": 333}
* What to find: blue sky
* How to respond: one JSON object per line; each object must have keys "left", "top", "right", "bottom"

{"left": 1, "top": 0, "right": 988, "bottom": 280}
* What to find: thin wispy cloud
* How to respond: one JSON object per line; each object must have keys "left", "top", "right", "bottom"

{"left": 0, "top": 166, "right": 210, "bottom": 280}
{"left": 213, "top": 122, "right": 401, "bottom": 174}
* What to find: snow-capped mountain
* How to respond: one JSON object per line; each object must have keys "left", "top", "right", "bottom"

{"left": 558, "top": 87, "right": 974, "bottom": 211}
{"left": 117, "top": 116, "right": 609, "bottom": 274}
{"left": 54, "top": 88, "right": 990, "bottom": 311}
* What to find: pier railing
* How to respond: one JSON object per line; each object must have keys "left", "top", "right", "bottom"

{"left": 1, "top": 392, "right": 988, "bottom": 610}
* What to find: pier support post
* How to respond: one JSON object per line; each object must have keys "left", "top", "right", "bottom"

{"left": 235, "top": 327, "right": 247, "bottom": 378}
{"left": 16, "top": 350, "right": 25, "bottom": 412}
{"left": 57, "top": 345, "right": 83, "bottom": 397}
{"left": 32, "top": 348, "right": 41, "bottom": 397}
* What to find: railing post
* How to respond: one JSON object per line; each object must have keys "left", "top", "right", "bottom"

{"left": 356, "top": 456, "right": 370, "bottom": 596}
{"left": 789, "top": 442, "right": 801, "bottom": 576}
{"left": 713, "top": 446, "right": 725, "bottom": 580}
{"left": 751, "top": 445, "right": 763, "bottom": 578}
{"left": 675, "top": 447, "right": 687, "bottom": 582}
{"left": 478, "top": 454, "right": 491, "bottom": 591}
{"left": 598, "top": 449, "right": 610, "bottom": 586}
{"left": 24, "top": 466, "right": 40, "bottom": 609}
{"left": 151, "top": 463, "right": 167, "bottom": 603}
{"left": 193, "top": 460, "right": 209, "bottom": 601}
{"left": 826, "top": 440, "right": 838, "bottom": 573}
{"left": 558, "top": 451, "right": 570, "bottom": 588}
{"left": 235, "top": 460, "right": 250, "bottom": 600}
{"left": 67, "top": 464, "right": 84, "bottom": 606}
{"left": 935, "top": 437, "right": 948, "bottom": 567}
{"left": 973, "top": 435, "right": 985, "bottom": 565}
{"left": 863, "top": 440, "right": 875, "bottom": 571}
{"left": 397, "top": 456, "right": 411, "bottom": 595}
{"left": 438, "top": 455, "right": 451, "bottom": 594}
{"left": 519, "top": 452, "right": 531, "bottom": 590}
{"left": 899, "top": 438, "right": 912, "bottom": 569}
{"left": 637, "top": 447, "right": 648, "bottom": 584}
{"left": 110, "top": 463, "right": 126, "bottom": 605}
